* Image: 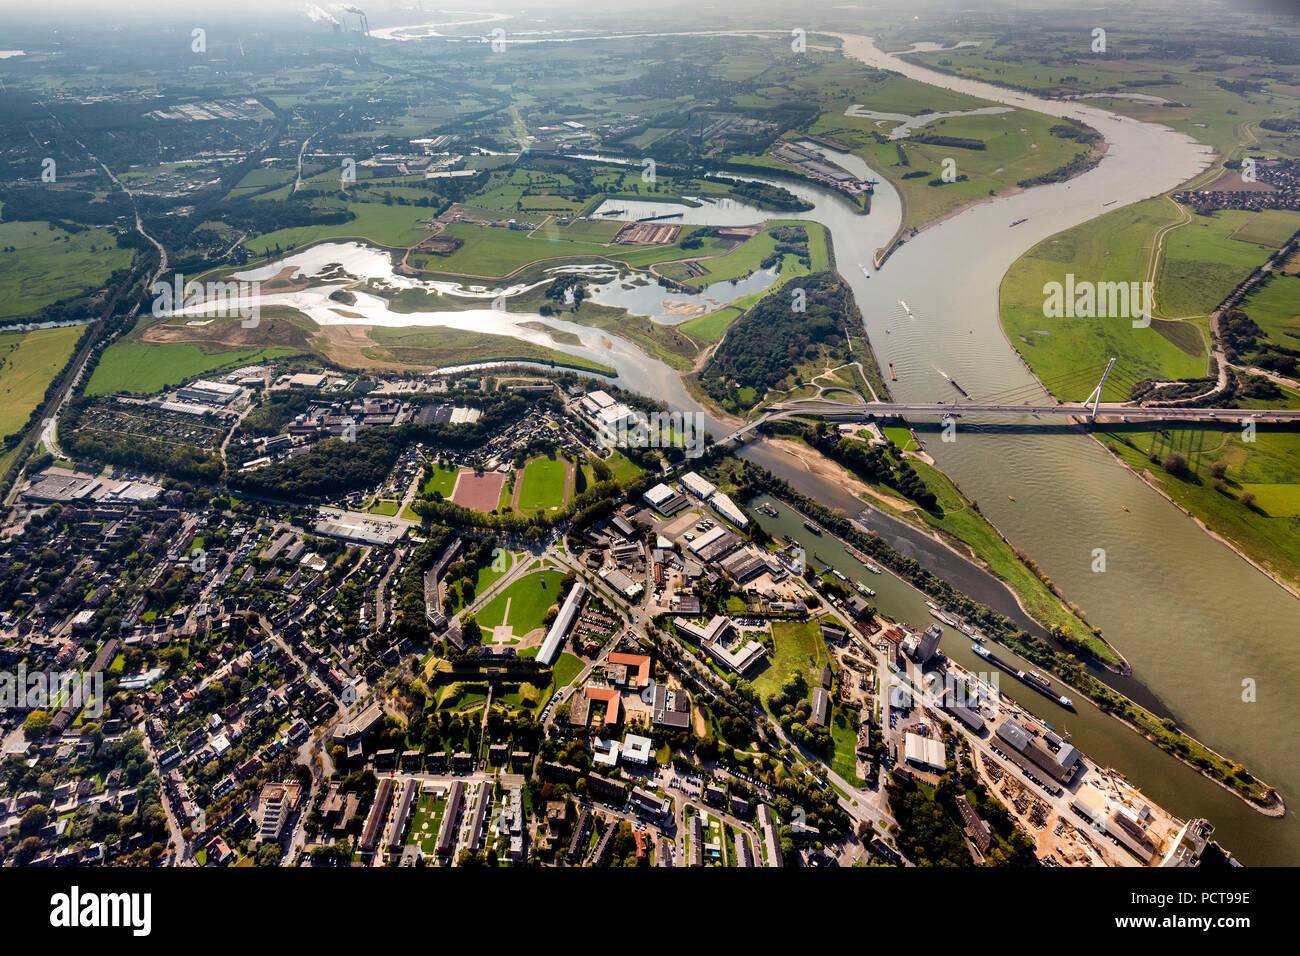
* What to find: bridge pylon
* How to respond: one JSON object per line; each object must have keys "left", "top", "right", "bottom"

{"left": 1083, "top": 357, "right": 1116, "bottom": 422}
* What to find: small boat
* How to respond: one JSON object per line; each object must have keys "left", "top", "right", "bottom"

{"left": 803, "top": 520, "right": 822, "bottom": 536}
{"left": 888, "top": 363, "right": 897, "bottom": 381}
{"left": 1008, "top": 495, "right": 1015, "bottom": 501}
{"left": 1121, "top": 505, "right": 1129, "bottom": 512}
{"left": 861, "top": 264, "right": 871, "bottom": 278}
{"left": 1010, "top": 218, "right": 1028, "bottom": 227}
{"left": 855, "top": 581, "right": 876, "bottom": 597}
{"left": 899, "top": 300, "right": 913, "bottom": 316}
{"left": 938, "top": 370, "right": 969, "bottom": 398}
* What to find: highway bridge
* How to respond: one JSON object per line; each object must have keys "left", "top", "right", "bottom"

{"left": 722, "top": 398, "right": 1300, "bottom": 444}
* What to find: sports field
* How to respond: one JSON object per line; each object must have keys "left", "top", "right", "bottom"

{"left": 450, "top": 469, "right": 507, "bottom": 513}
{"left": 516, "top": 456, "right": 570, "bottom": 511}
{"left": 422, "top": 462, "right": 460, "bottom": 497}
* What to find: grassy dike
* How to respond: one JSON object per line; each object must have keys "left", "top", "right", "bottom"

{"left": 724, "top": 454, "right": 1280, "bottom": 812}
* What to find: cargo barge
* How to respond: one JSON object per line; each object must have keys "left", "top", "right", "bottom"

{"left": 972, "top": 643, "right": 1074, "bottom": 709}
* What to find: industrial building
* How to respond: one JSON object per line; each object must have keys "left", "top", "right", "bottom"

{"left": 903, "top": 731, "right": 947, "bottom": 772}
{"left": 178, "top": 379, "right": 242, "bottom": 405}
{"left": 708, "top": 491, "right": 749, "bottom": 529}
{"left": 996, "top": 719, "right": 1081, "bottom": 784}
{"left": 643, "top": 482, "right": 688, "bottom": 516}
{"left": 679, "top": 471, "right": 717, "bottom": 500}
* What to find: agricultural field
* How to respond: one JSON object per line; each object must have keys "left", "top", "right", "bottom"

{"left": 243, "top": 199, "right": 441, "bottom": 255}
{"left": 1157, "top": 209, "right": 1300, "bottom": 318}
{"left": 0, "top": 325, "right": 82, "bottom": 437}
{"left": 1238, "top": 272, "right": 1300, "bottom": 344}
{"left": 804, "top": 102, "right": 1093, "bottom": 236}
{"left": 901, "top": 28, "right": 1300, "bottom": 160}
{"left": 86, "top": 340, "right": 299, "bottom": 396}
{"left": 363, "top": 325, "right": 615, "bottom": 376}
{"left": 418, "top": 221, "right": 735, "bottom": 279}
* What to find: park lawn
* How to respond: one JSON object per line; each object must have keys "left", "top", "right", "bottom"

{"left": 366, "top": 499, "right": 399, "bottom": 516}
{"left": 447, "top": 551, "right": 514, "bottom": 616}
{"left": 422, "top": 462, "right": 460, "bottom": 497}
{"left": 86, "top": 341, "right": 300, "bottom": 396}
{"left": 0, "top": 325, "right": 82, "bottom": 436}
{"left": 602, "top": 450, "right": 643, "bottom": 482}
{"left": 1098, "top": 425, "right": 1300, "bottom": 590}
{"left": 1000, "top": 198, "right": 1210, "bottom": 400}
{"left": 883, "top": 426, "right": 918, "bottom": 451}
{"left": 752, "top": 620, "right": 833, "bottom": 710}
{"left": 550, "top": 653, "right": 584, "bottom": 693}
{"left": 517, "top": 455, "right": 569, "bottom": 510}
{"left": 475, "top": 569, "right": 566, "bottom": 635}
{"left": 580, "top": 449, "right": 643, "bottom": 489}
{"left": 0, "top": 221, "right": 133, "bottom": 320}
{"left": 408, "top": 793, "right": 447, "bottom": 853}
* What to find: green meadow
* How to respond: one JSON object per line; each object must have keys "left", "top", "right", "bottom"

{"left": 86, "top": 340, "right": 299, "bottom": 396}
{"left": 0, "top": 221, "right": 132, "bottom": 320}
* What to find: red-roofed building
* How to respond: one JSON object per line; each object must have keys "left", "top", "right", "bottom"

{"left": 607, "top": 652, "right": 651, "bottom": 689}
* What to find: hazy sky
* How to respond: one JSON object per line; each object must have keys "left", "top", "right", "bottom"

{"left": 1, "top": 0, "right": 1294, "bottom": 35}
